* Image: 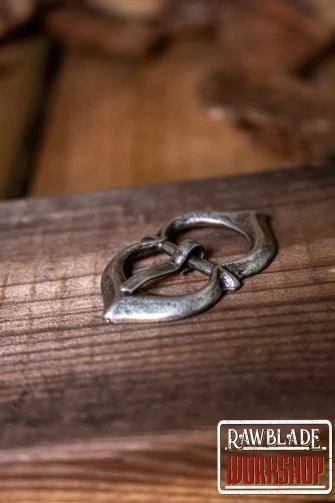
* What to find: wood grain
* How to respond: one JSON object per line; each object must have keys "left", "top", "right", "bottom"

{"left": 1, "top": 166, "right": 335, "bottom": 501}
{"left": 30, "top": 39, "right": 285, "bottom": 197}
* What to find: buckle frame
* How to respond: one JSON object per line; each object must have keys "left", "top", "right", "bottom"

{"left": 101, "top": 211, "right": 276, "bottom": 323}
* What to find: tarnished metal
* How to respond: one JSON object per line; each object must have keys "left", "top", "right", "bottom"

{"left": 101, "top": 211, "right": 276, "bottom": 323}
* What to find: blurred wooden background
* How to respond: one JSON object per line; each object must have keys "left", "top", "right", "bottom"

{"left": 31, "top": 39, "right": 285, "bottom": 196}
{"left": 1, "top": 0, "right": 335, "bottom": 198}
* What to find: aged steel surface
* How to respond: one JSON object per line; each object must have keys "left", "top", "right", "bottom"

{"left": 101, "top": 211, "right": 276, "bottom": 322}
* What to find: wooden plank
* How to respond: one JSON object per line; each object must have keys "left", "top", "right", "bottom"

{"left": 1, "top": 166, "right": 335, "bottom": 501}
{"left": 30, "top": 39, "right": 285, "bottom": 197}
{"left": 0, "top": 37, "right": 48, "bottom": 199}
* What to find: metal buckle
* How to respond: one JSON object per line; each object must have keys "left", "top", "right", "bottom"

{"left": 101, "top": 211, "right": 276, "bottom": 323}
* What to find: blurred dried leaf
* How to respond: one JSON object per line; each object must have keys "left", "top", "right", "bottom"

{"left": 162, "top": 0, "right": 218, "bottom": 33}
{"left": 200, "top": 68, "right": 335, "bottom": 164}
{"left": 309, "top": 0, "right": 335, "bottom": 27}
{"left": 216, "top": 0, "right": 332, "bottom": 73}
{"left": 86, "top": 0, "right": 168, "bottom": 19}
{"left": 0, "top": 0, "right": 36, "bottom": 38}
{"left": 43, "top": 6, "right": 160, "bottom": 57}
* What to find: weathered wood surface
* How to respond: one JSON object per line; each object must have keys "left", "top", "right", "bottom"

{"left": 0, "top": 166, "right": 335, "bottom": 501}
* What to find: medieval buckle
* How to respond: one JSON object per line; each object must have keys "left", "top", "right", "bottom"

{"left": 101, "top": 211, "right": 276, "bottom": 323}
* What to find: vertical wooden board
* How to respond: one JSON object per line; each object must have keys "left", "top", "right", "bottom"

{"left": 30, "top": 39, "right": 285, "bottom": 197}
{"left": 0, "top": 37, "right": 48, "bottom": 199}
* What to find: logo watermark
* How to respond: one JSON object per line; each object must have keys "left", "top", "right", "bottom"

{"left": 218, "top": 420, "right": 332, "bottom": 495}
